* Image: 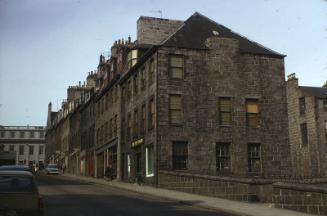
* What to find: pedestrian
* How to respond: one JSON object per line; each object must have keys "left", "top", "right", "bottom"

{"left": 105, "top": 165, "right": 112, "bottom": 181}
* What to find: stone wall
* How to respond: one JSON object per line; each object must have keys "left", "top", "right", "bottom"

{"left": 158, "top": 171, "right": 273, "bottom": 202}
{"left": 273, "top": 182, "right": 327, "bottom": 215}
{"left": 156, "top": 37, "right": 291, "bottom": 178}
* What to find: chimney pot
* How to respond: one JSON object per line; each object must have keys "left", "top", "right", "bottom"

{"left": 287, "top": 73, "right": 297, "bottom": 81}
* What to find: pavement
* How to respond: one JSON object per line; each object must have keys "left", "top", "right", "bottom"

{"left": 62, "top": 174, "right": 314, "bottom": 216}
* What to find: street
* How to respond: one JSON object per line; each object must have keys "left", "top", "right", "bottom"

{"left": 36, "top": 174, "right": 230, "bottom": 216}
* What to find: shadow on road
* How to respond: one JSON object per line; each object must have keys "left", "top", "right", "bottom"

{"left": 42, "top": 194, "right": 229, "bottom": 216}
{"left": 35, "top": 173, "right": 91, "bottom": 186}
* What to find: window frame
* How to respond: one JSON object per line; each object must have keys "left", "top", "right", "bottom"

{"left": 141, "top": 104, "right": 146, "bottom": 135}
{"left": 19, "top": 146, "right": 24, "bottom": 155}
{"left": 246, "top": 99, "right": 260, "bottom": 128}
{"left": 218, "top": 97, "right": 232, "bottom": 126}
{"left": 172, "top": 141, "right": 188, "bottom": 170}
{"left": 248, "top": 143, "right": 261, "bottom": 174}
{"left": 299, "top": 97, "right": 306, "bottom": 115}
{"left": 216, "top": 142, "right": 231, "bottom": 172}
{"left": 169, "top": 94, "right": 182, "bottom": 125}
{"left": 168, "top": 55, "right": 184, "bottom": 79}
{"left": 148, "top": 98, "right": 155, "bottom": 131}
{"left": 146, "top": 145, "right": 154, "bottom": 177}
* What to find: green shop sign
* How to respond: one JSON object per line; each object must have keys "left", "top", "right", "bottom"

{"left": 132, "top": 138, "right": 144, "bottom": 148}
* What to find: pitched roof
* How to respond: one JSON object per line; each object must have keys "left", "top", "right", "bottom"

{"left": 162, "top": 12, "right": 284, "bottom": 58}
{"left": 299, "top": 86, "right": 327, "bottom": 98}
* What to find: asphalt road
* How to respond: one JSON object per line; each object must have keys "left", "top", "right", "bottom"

{"left": 36, "top": 174, "right": 230, "bottom": 216}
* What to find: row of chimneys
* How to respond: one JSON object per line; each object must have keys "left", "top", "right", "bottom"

{"left": 287, "top": 73, "right": 327, "bottom": 88}
{"left": 113, "top": 36, "right": 132, "bottom": 46}
{"left": 68, "top": 81, "right": 86, "bottom": 89}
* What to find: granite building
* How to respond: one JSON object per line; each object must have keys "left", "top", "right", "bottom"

{"left": 286, "top": 73, "right": 327, "bottom": 178}
{"left": 46, "top": 12, "right": 293, "bottom": 201}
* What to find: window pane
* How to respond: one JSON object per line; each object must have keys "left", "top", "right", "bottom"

{"left": 246, "top": 103, "right": 258, "bottom": 113}
{"left": 172, "top": 141, "right": 188, "bottom": 170}
{"left": 220, "top": 113, "right": 231, "bottom": 125}
{"left": 170, "top": 56, "right": 183, "bottom": 67}
{"left": 171, "top": 110, "right": 182, "bottom": 124}
{"left": 170, "top": 95, "right": 181, "bottom": 109}
{"left": 220, "top": 99, "right": 230, "bottom": 112}
{"left": 171, "top": 68, "right": 183, "bottom": 79}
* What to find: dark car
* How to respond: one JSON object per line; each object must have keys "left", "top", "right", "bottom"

{"left": 0, "top": 165, "right": 35, "bottom": 175}
{"left": 0, "top": 170, "right": 43, "bottom": 216}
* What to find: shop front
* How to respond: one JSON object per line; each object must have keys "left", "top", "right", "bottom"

{"left": 95, "top": 138, "right": 118, "bottom": 179}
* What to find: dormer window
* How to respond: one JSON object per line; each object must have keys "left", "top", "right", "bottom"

{"left": 127, "top": 49, "right": 138, "bottom": 69}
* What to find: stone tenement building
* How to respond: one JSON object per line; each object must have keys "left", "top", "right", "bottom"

{"left": 46, "top": 12, "right": 292, "bottom": 202}
{"left": 287, "top": 74, "right": 327, "bottom": 178}
{"left": 0, "top": 125, "right": 46, "bottom": 167}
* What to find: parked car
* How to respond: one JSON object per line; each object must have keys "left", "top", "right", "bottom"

{"left": 0, "top": 170, "right": 43, "bottom": 216}
{"left": 45, "top": 164, "right": 60, "bottom": 175}
{"left": 0, "top": 165, "right": 35, "bottom": 175}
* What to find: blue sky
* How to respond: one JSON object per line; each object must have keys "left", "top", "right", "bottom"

{"left": 0, "top": 0, "right": 326, "bottom": 126}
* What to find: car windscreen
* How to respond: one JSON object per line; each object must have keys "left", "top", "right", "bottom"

{"left": 47, "top": 165, "right": 58, "bottom": 169}
{"left": 0, "top": 176, "right": 36, "bottom": 193}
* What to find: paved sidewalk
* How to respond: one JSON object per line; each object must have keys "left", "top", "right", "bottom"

{"left": 62, "top": 174, "right": 313, "bottom": 216}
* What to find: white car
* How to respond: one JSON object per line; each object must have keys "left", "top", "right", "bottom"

{"left": 45, "top": 164, "right": 60, "bottom": 175}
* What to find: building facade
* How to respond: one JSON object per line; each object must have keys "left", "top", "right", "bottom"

{"left": 0, "top": 125, "right": 46, "bottom": 167}
{"left": 287, "top": 74, "right": 327, "bottom": 178}
{"left": 46, "top": 12, "right": 294, "bottom": 200}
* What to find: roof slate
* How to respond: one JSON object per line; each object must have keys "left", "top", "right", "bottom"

{"left": 299, "top": 86, "right": 327, "bottom": 98}
{"left": 162, "top": 12, "right": 284, "bottom": 58}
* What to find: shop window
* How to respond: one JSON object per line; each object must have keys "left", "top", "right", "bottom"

{"left": 172, "top": 141, "right": 188, "bottom": 170}
{"left": 146, "top": 146, "right": 154, "bottom": 177}
{"left": 246, "top": 99, "right": 259, "bottom": 127}
{"left": 127, "top": 154, "right": 131, "bottom": 178}
{"left": 169, "top": 95, "right": 182, "bottom": 124}
{"left": 216, "top": 143, "right": 230, "bottom": 171}
{"left": 169, "top": 55, "right": 184, "bottom": 79}
{"left": 248, "top": 143, "right": 261, "bottom": 173}
{"left": 299, "top": 97, "right": 306, "bottom": 114}
{"left": 219, "top": 98, "right": 231, "bottom": 126}
{"left": 301, "top": 123, "right": 308, "bottom": 147}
